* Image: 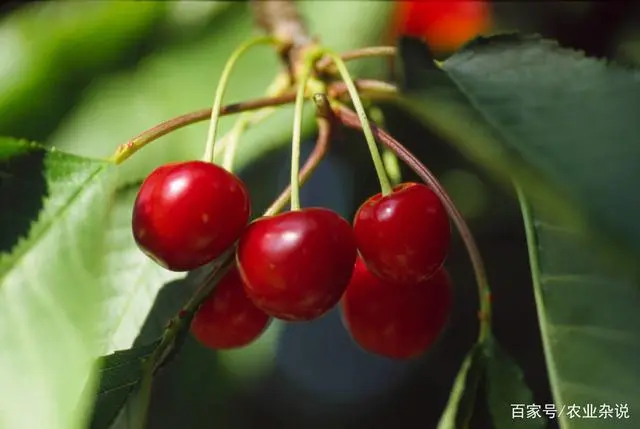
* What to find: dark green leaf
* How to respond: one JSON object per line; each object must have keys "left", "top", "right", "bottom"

{"left": 90, "top": 341, "right": 160, "bottom": 429}
{"left": 437, "top": 343, "right": 485, "bottom": 429}
{"left": 484, "top": 334, "right": 546, "bottom": 428}
{"left": 397, "top": 35, "right": 640, "bottom": 262}
{"left": 0, "top": 137, "right": 118, "bottom": 429}
{"left": 518, "top": 188, "right": 639, "bottom": 429}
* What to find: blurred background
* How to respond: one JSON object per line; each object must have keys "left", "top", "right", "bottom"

{"left": 1, "top": 1, "right": 639, "bottom": 428}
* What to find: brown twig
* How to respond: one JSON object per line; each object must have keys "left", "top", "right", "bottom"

{"left": 264, "top": 94, "right": 335, "bottom": 216}
{"left": 110, "top": 80, "right": 396, "bottom": 165}
{"left": 250, "top": 0, "right": 313, "bottom": 48}
{"left": 316, "top": 46, "right": 397, "bottom": 73}
{"left": 250, "top": 0, "right": 315, "bottom": 79}
{"left": 328, "top": 79, "right": 397, "bottom": 100}
{"left": 111, "top": 93, "right": 298, "bottom": 164}
{"left": 334, "top": 105, "right": 492, "bottom": 342}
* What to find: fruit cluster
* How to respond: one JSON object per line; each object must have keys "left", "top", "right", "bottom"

{"left": 132, "top": 160, "right": 453, "bottom": 359}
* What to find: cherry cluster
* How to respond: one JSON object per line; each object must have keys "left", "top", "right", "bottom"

{"left": 132, "top": 159, "right": 452, "bottom": 359}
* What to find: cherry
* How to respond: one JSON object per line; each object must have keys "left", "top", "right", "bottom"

{"left": 341, "top": 257, "right": 452, "bottom": 359}
{"left": 236, "top": 208, "right": 357, "bottom": 321}
{"left": 353, "top": 182, "right": 450, "bottom": 285}
{"left": 190, "top": 266, "right": 270, "bottom": 350}
{"left": 392, "top": 1, "right": 491, "bottom": 53}
{"left": 132, "top": 161, "right": 250, "bottom": 271}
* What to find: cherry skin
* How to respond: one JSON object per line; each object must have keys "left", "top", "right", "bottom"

{"left": 132, "top": 161, "right": 250, "bottom": 272}
{"left": 190, "top": 266, "right": 270, "bottom": 350}
{"left": 353, "top": 182, "right": 450, "bottom": 285}
{"left": 236, "top": 208, "right": 357, "bottom": 321}
{"left": 341, "top": 257, "right": 452, "bottom": 359}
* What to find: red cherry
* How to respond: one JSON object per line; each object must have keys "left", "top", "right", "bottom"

{"left": 392, "top": 1, "right": 491, "bottom": 52}
{"left": 353, "top": 182, "right": 450, "bottom": 285}
{"left": 132, "top": 161, "right": 250, "bottom": 271}
{"left": 236, "top": 208, "right": 357, "bottom": 321}
{"left": 190, "top": 266, "right": 270, "bottom": 349}
{"left": 341, "top": 257, "right": 452, "bottom": 359}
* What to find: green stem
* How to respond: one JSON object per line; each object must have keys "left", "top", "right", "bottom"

{"left": 320, "top": 50, "right": 392, "bottom": 195}
{"left": 222, "top": 73, "right": 290, "bottom": 171}
{"left": 132, "top": 359, "right": 154, "bottom": 429}
{"left": 369, "top": 105, "right": 402, "bottom": 186}
{"left": 202, "top": 36, "right": 280, "bottom": 164}
{"left": 265, "top": 115, "right": 331, "bottom": 217}
{"left": 221, "top": 113, "right": 253, "bottom": 172}
{"left": 289, "top": 53, "right": 320, "bottom": 210}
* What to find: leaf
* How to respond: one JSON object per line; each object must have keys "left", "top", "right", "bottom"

{"left": 96, "top": 183, "right": 185, "bottom": 355}
{"left": 484, "top": 334, "right": 545, "bottom": 429}
{"left": 89, "top": 193, "right": 206, "bottom": 429}
{"left": 437, "top": 343, "right": 484, "bottom": 429}
{"left": 0, "top": 138, "right": 118, "bottom": 429}
{"left": 396, "top": 35, "right": 640, "bottom": 262}
{"left": 518, "top": 189, "right": 639, "bottom": 429}
{"left": 438, "top": 335, "right": 541, "bottom": 429}
{"left": 90, "top": 341, "right": 160, "bottom": 429}
{"left": 48, "top": 1, "right": 394, "bottom": 187}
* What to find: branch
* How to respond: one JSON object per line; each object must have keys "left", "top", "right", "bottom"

{"left": 250, "top": 0, "right": 314, "bottom": 76}
{"left": 250, "top": 0, "right": 313, "bottom": 48}
{"left": 111, "top": 93, "right": 297, "bottom": 164}
{"left": 111, "top": 79, "right": 396, "bottom": 164}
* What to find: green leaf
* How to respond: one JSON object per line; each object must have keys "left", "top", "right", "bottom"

{"left": 96, "top": 184, "right": 185, "bottom": 355}
{"left": 438, "top": 335, "right": 542, "bottom": 429}
{"left": 48, "top": 1, "right": 393, "bottom": 186}
{"left": 88, "top": 186, "right": 197, "bottom": 429}
{"left": 484, "top": 334, "right": 545, "bottom": 429}
{"left": 518, "top": 189, "right": 639, "bottom": 429}
{"left": 397, "top": 35, "right": 640, "bottom": 262}
{"left": 90, "top": 341, "right": 160, "bottom": 429}
{"left": 437, "top": 343, "right": 484, "bottom": 429}
{"left": 0, "top": 137, "right": 118, "bottom": 429}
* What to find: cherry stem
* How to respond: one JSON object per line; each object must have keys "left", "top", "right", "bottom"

{"left": 320, "top": 50, "right": 392, "bottom": 196}
{"left": 221, "top": 115, "right": 249, "bottom": 172}
{"left": 335, "top": 105, "right": 492, "bottom": 343}
{"left": 316, "top": 46, "right": 397, "bottom": 72}
{"left": 222, "top": 73, "right": 292, "bottom": 171}
{"left": 221, "top": 110, "right": 270, "bottom": 172}
{"left": 289, "top": 51, "right": 323, "bottom": 211}
{"left": 368, "top": 105, "right": 402, "bottom": 186}
{"left": 265, "top": 100, "right": 333, "bottom": 217}
{"left": 202, "top": 36, "right": 281, "bottom": 164}
{"left": 133, "top": 250, "right": 235, "bottom": 428}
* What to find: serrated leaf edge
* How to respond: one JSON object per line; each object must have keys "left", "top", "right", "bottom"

{"left": 0, "top": 148, "right": 112, "bottom": 281}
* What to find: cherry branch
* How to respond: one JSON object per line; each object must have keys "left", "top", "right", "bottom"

{"left": 317, "top": 46, "right": 397, "bottom": 73}
{"left": 250, "top": 0, "right": 313, "bottom": 49}
{"left": 110, "top": 93, "right": 297, "bottom": 164}
{"left": 110, "top": 80, "right": 396, "bottom": 165}
{"left": 334, "top": 105, "right": 492, "bottom": 342}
